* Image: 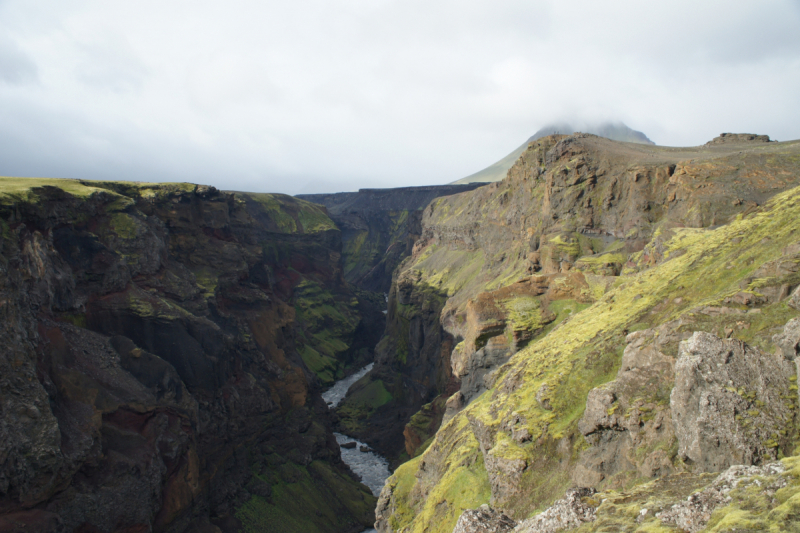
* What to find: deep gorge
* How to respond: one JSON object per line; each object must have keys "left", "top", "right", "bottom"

{"left": 3, "top": 132, "right": 800, "bottom": 533}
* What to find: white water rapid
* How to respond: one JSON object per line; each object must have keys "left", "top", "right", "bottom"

{"left": 323, "top": 363, "right": 391, "bottom": 533}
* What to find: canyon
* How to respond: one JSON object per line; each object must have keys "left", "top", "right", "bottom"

{"left": 2, "top": 131, "right": 800, "bottom": 533}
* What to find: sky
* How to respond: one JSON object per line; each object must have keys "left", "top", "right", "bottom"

{"left": 1, "top": 1, "right": 799, "bottom": 194}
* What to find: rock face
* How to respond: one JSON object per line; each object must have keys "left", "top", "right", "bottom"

{"left": 453, "top": 274, "right": 590, "bottom": 405}
{"left": 453, "top": 121, "right": 654, "bottom": 185}
{"left": 670, "top": 331, "right": 796, "bottom": 471}
{"left": 575, "top": 325, "right": 684, "bottom": 488}
{"left": 452, "top": 505, "right": 516, "bottom": 533}
{"left": 512, "top": 488, "right": 597, "bottom": 533}
{"left": 298, "top": 184, "right": 484, "bottom": 293}
{"left": 774, "top": 317, "right": 800, "bottom": 361}
{"left": 656, "top": 462, "right": 787, "bottom": 533}
{"left": 705, "top": 132, "right": 772, "bottom": 145}
{"left": 0, "top": 180, "right": 375, "bottom": 532}
{"left": 375, "top": 135, "right": 800, "bottom": 533}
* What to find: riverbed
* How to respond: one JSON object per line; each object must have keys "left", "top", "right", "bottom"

{"left": 323, "top": 364, "right": 390, "bottom": 533}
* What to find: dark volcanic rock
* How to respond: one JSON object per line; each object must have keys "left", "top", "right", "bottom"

{"left": 298, "top": 184, "right": 485, "bottom": 293}
{"left": 705, "top": 132, "right": 772, "bottom": 145}
{"left": 0, "top": 181, "right": 375, "bottom": 532}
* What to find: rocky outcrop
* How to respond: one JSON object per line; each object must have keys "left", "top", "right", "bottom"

{"left": 452, "top": 505, "right": 516, "bottom": 533}
{"left": 513, "top": 488, "right": 597, "bottom": 533}
{"left": 656, "top": 462, "right": 787, "bottom": 532}
{"left": 575, "top": 324, "right": 685, "bottom": 488}
{"left": 0, "top": 180, "right": 375, "bottom": 532}
{"left": 705, "top": 132, "right": 772, "bottom": 145}
{"left": 375, "top": 134, "right": 800, "bottom": 533}
{"left": 789, "top": 285, "right": 800, "bottom": 310}
{"left": 774, "top": 317, "right": 800, "bottom": 361}
{"left": 670, "top": 330, "right": 796, "bottom": 471}
{"left": 452, "top": 273, "right": 591, "bottom": 406}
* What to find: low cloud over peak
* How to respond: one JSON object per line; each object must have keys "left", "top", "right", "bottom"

{"left": 0, "top": 1, "right": 798, "bottom": 194}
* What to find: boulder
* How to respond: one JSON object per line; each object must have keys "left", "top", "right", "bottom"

{"left": 773, "top": 317, "right": 800, "bottom": 361}
{"left": 575, "top": 326, "right": 680, "bottom": 487}
{"left": 513, "top": 488, "right": 597, "bottom": 533}
{"left": 670, "top": 331, "right": 796, "bottom": 472}
{"left": 789, "top": 285, "right": 800, "bottom": 311}
{"left": 452, "top": 505, "right": 516, "bottom": 533}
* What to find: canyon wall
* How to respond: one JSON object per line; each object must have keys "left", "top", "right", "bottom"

{"left": 0, "top": 179, "right": 376, "bottom": 533}
{"left": 298, "top": 184, "right": 484, "bottom": 293}
{"left": 369, "top": 134, "right": 800, "bottom": 532}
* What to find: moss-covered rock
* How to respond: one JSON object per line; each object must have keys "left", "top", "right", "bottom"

{"left": 377, "top": 135, "right": 800, "bottom": 533}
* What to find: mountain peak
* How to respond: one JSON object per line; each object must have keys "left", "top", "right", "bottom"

{"left": 453, "top": 121, "right": 653, "bottom": 185}
{"left": 529, "top": 121, "right": 654, "bottom": 145}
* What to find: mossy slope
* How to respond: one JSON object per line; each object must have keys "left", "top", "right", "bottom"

{"left": 380, "top": 148, "right": 800, "bottom": 533}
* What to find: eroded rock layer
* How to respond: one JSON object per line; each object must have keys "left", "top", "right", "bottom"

{"left": 0, "top": 179, "right": 376, "bottom": 533}
{"left": 371, "top": 134, "right": 800, "bottom": 533}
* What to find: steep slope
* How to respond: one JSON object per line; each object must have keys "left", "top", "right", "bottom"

{"left": 362, "top": 133, "right": 800, "bottom": 532}
{"left": 0, "top": 178, "right": 376, "bottom": 533}
{"left": 453, "top": 122, "right": 654, "bottom": 185}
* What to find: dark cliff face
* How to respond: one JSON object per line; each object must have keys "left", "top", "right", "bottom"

{"left": 297, "top": 185, "right": 483, "bottom": 464}
{"left": 298, "top": 184, "right": 485, "bottom": 293}
{"left": 0, "top": 180, "right": 375, "bottom": 533}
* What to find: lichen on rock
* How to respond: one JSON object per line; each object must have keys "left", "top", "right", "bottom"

{"left": 670, "top": 330, "right": 796, "bottom": 471}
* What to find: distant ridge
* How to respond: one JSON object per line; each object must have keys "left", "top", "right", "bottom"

{"left": 453, "top": 121, "right": 654, "bottom": 185}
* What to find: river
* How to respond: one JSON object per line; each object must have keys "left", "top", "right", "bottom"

{"left": 322, "top": 363, "right": 390, "bottom": 533}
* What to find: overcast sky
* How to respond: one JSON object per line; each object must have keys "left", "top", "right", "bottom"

{"left": 1, "top": 1, "right": 799, "bottom": 194}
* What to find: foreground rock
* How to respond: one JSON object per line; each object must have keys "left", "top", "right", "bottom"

{"left": 657, "top": 462, "right": 787, "bottom": 532}
{"left": 575, "top": 325, "right": 682, "bottom": 487}
{"left": 513, "top": 488, "right": 597, "bottom": 533}
{"left": 453, "top": 505, "right": 516, "bottom": 533}
{"left": 671, "top": 330, "right": 796, "bottom": 471}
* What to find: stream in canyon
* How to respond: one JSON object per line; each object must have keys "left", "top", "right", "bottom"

{"left": 322, "top": 363, "right": 390, "bottom": 533}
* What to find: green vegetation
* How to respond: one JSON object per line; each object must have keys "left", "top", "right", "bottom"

{"left": 236, "top": 460, "right": 375, "bottom": 533}
{"left": 109, "top": 213, "right": 140, "bottom": 240}
{"left": 244, "top": 192, "right": 336, "bottom": 234}
{"left": 389, "top": 184, "right": 800, "bottom": 533}
{"left": 292, "top": 280, "right": 360, "bottom": 385}
{"left": 0, "top": 176, "right": 116, "bottom": 202}
{"left": 386, "top": 415, "right": 492, "bottom": 533}
{"left": 336, "top": 378, "right": 393, "bottom": 434}
{"left": 297, "top": 201, "right": 337, "bottom": 233}
{"left": 503, "top": 296, "right": 544, "bottom": 333}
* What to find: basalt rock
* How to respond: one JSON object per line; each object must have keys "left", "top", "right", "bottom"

{"left": 452, "top": 504, "right": 516, "bottom": 533}
{"left": 512, "top": 488, "right": 597, "bottom": 533}
{"left": 670, "top": 331, "right": 796, "bottom": 472}
{"left": 705, "top": 133, "right": 772, "bottom": 145}
{"left": 0, "top": 180, "right": 375, "bottom": 532}
{"left": 575, "top": 324, "right": 685, "bottom": 488}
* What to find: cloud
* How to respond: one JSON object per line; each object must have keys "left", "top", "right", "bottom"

{"left": 0, "top": 34, "right": 38, "bottom": 84}
{"left": 0, "top": 0, "right": 798, "bottom": 194}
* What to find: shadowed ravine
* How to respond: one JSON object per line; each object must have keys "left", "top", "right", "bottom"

{"left": 323, "top": 364, "right": 390, "bottom": 533}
